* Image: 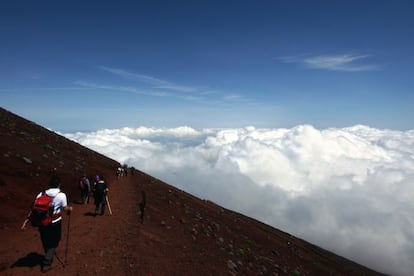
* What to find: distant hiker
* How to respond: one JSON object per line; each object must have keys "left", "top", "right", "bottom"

{"left": 93, "top": 175, "right": 109, "bottom": 216}
{"left": 139, "top": 191, "right": 146, "bottom": 223}
{"left": 123, "top": 164, "right": 128, "bottom": 176}
{"left": 116, "top": 167, "right": 123, "bottom": 178}
{"left": 79, "top": 175, "right": 91, "bottom": 204}
{"left": 21, "top": 175, "right": 73, "bottom": 273}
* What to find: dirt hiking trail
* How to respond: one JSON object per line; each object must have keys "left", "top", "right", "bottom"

{"left": 2, "top": 172, "right": 383, "bottom": 275}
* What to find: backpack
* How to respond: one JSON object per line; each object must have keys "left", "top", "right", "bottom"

{"left": 30, "top": 192, "right": 55, "bottom": 227}
{"left": 94, "top": 181, "right": 107, "bottom": 200}
{"left": 79, "top": 179, "right": 85, "bottom": 190}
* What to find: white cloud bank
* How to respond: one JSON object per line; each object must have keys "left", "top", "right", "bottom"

{"left": 64, "top": 125, "right": 414, "bottom": 276}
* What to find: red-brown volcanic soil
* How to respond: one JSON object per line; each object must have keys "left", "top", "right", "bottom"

{"left": 0, "top": 107, "right": 384, "bottom": 275}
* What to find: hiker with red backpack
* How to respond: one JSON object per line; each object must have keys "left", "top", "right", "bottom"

{"left": 21, "top": 175, "right": 73, "bottom": 273}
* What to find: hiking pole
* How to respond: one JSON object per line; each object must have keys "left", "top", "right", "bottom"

{"left": 86, "top": 190, "right": 90, "bottom": 204}
{"left": 20, "top": 210, "right": 32, "bottom": 230}
{"left": 55, "top": 252, "right": 65, "bottom": 267}
{"left": 106, "top": 195, "right": 113, "bottom": 215}
{"left": 64, "top": 213, "right": 71, "bottom": 266}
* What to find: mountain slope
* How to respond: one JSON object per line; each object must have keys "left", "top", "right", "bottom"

{"left": 0, "top": 107, "right": 384, "bottom": 275}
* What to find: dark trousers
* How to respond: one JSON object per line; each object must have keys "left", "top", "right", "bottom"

{"left": 81, "top": 189, "right": 89, "bottom": 204}
{"left": 94, "top": 194, "right": 107, "bottom": 215}
{"left": 39, "top": 221, "right": 62, "bottom": 266}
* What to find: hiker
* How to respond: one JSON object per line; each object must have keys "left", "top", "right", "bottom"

{"left": 79, "top": 175, "right": 91, "bottom": 204}
{"left": 116, "top": 167, "right": 123, "bottom": 178}
{"left": 22, "top": 175, "right": 73, "bottom": 273}
{"left": 123, "top": 164, "right": 128, "bottom": 176}
{"left": 93, "top": 175, "right": 109, "bottom": 216}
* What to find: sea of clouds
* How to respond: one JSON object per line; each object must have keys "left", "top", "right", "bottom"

{"left": 64, "top": 125, "right": 414, "bottom": 276}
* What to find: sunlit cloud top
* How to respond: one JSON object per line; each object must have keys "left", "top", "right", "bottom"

{"left": 64, "top": 124, "right": 414, "bottom": 276}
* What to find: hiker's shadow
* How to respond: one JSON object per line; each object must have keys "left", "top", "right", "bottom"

{"left": 84, "top": 212, "right": 97, "bottom": 217}
{"left": 11, "top": 252, "right": 43, "bottom": 268}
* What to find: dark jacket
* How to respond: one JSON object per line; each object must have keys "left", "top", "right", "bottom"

{"left": 93, "top": 180, "right": 107, "bottom": 203}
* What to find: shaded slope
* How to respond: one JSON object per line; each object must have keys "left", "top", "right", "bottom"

{"left": 0, "top": 107, "right": 385, "bottom": 275}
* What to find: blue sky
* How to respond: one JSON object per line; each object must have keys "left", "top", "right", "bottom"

{"left": 1, "top": 0, "right": 413, "bottom": 132}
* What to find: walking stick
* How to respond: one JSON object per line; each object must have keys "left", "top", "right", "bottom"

{"left": 64, "top": 213, "right": 71, "bottom": 266}
{"left": 106, "top": 195, "right": 113, "bottom": 215}
{"left": 20, "top": 210, "right": 32, "bottom": 230}
{"left": 55, "top": 252, "right": 65, "bottom": 267}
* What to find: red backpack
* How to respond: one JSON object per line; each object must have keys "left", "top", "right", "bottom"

{"left": 30, "top": 192, "right": 55, "bottom": 227}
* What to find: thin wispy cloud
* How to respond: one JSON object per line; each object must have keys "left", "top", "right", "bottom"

{"left": 155, "top": 84, "right": 198, "bottom": 93}
{"left": 74, "top": 81, "right": 171, "bottom": 97}
{"left": 95, "top": 66, "right": 253, "bottom": 104}
{"left": 281, "top": 54, "right": 379, "bottom": 72}
{"left": 74, "top": 80, "right": 218, "bottom": 102}
{"left": 98, "top": 66, "right": 197, "bottom": 93}
{"left": 182, "top": 95, "right": 204, "bottom": 101}
{"left": 222, "top": 94, "right": 249, "bottom": 102}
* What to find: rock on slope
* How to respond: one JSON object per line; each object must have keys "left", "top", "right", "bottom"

{"left": 0, "top": 107, "right": 384, "bottom": 275}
